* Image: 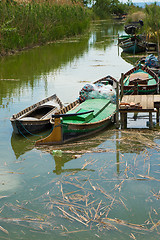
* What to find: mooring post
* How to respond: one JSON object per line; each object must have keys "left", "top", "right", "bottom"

{"left": 149, "top": 112, "right": 153, "bottom": 129}
{"left": 124, "top": 113, "right": 127, "bottom": 129}
{"left": 120, "top": 73, "right": 124, "bottom": 100}
{"left": 156, "top": 108, "right": 159, "bottom": 126}
{"left": 116, "top": 81, "right": 119, "bottom": 129}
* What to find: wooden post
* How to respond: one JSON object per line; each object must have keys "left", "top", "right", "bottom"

{"left": 156, "top": 108, "right": 159, "bottom": 126}
{"left": 116, "top": 81, "right": 119, "bottom": 129}
{"left": 149, "top": 112, "right": 153, "bottom": 129}
{"left": 121, "top": 112, "right": 127, "bottom": 129}
{"left": 124, "top": 113, "right": 127, "bottom": 129}
{"left": 120, "top": 73, "right": 124, "bottom": 100}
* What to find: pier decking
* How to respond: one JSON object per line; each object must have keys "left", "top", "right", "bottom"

{"left": 119, "top": 95, "right": 160, "bottom": 129}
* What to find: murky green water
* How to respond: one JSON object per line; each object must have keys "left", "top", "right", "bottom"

{"left": 0, "top": 20, "right": 159, "bottom": 239}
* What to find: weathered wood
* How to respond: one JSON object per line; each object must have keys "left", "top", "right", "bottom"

{"left": 120, "top": 73, "right": 124, "bottom": 100}
{"left": 142, "top": 95, "right": 147, "bottom": 109}
{"left": 116, "top": 81, "right": 119, "bottom": 129}
{"left": 156, "top": 108, "right": 159, "bottom": 125}
{"left": 119, "top": 94, "right": 160, "bottom": 129}
{"left": 120, "top": 113, "right": 127, "bottom": 129}
{"left": 149, "top": 112, "right": 153, "bottom": 129}
{"left": 147, "top": 95, "right": 154, "bottom": 109}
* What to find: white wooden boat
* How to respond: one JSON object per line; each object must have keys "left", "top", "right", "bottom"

{"left": 10, "top": 94, "right": 63, "bottom": 135}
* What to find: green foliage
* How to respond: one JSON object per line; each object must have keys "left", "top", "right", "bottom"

{"left": 92, "top": 0, "right": 129, "bottom": 19}
{"left": 144, "top": 3, "right": 160, "bottom": 36}
{"left": 0, "top": 1, "right": 90, "bottom": 55}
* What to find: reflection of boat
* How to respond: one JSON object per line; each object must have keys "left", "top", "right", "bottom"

{"left": 53, "top": 154, "right": 94, "bottom": 175}
{"left": 121, "top": 64, "right": 159, "bottom": 95}
{"left": 10, "top": 94, "right": 63, "bottom": 135}
{"left": 36, "top": 76, "right": 118, "bottom": 145}
{"left": 11, "top": 132, "right": 35, "bottom": 159}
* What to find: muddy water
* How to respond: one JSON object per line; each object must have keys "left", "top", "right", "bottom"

{"left": 0, "top": 20, "right": 159, "bottom": 239}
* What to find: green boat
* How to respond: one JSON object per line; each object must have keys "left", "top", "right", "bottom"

{"left": 122, "top": 64, "right": 159, "bottom": 95}
{"left": 36, "top": 76, "right": 118, "bottom": 145}
{"left": 118, "top": 34, "right": 131, "bottom": 44}
{"left": 119, "top": 36, "right": 146, "bottom": 54}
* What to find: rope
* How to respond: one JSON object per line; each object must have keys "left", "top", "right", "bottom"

{"left": 17, "top": 120, "right": 54, "bottom": 138}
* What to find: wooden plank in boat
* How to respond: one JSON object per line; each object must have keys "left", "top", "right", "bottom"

{"left": 129, "top": 72, "right": 148, "bottom": 81}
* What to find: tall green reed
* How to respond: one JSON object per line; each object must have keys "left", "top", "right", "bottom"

{"left": 0, "top": 0, "right": 90, "bottom": 55}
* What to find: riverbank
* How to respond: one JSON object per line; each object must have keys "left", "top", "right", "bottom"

{"left": 0, "top": 0, "right": 90, "bottom": 56}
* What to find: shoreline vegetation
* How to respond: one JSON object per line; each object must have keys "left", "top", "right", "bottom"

{"left": 0, "top": 0, "right": 90, "bottom": 56}
{"left": 1, "top": 0, "right": 160, "bottom": 57}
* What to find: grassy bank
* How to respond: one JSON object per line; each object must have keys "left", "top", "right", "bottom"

{"left": 0, "top": 0, "right": 90, "bottom": 55}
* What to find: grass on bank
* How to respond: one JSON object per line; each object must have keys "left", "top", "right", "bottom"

{"left": 0, "top": 0, "right": 90, "bottom": 55}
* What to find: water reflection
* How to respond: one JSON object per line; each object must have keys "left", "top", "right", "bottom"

{"left": 0, "top": 20, "right": 124, "bottom": 108}
{"left": 0, "top": 39, "right": 89, "bottom": 107}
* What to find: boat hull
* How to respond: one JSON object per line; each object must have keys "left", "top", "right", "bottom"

{"left": 11, "top": 119, "right": 51, "bottom": 135}
{"left": 10, "top": 94, "right": 63, "bottom": 135}
{"left": 36, "top": 76, "right": 118, "bottom": 145}
{"left": 62, "top": 114, "right": 115, "bottom": 143}
{"left": 120, "top": 41, "right": 146, "bottom": 54}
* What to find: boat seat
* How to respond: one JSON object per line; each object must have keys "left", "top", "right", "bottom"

{"left": 19, "top": 117, "right": 39, "bottom": 121}
{"left": 129, "top": 72, "right": 148, "bottom": 81}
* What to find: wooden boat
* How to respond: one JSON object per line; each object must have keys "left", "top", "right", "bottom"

{"left": 118, "top": 34, "right": 131, "bottom": 44}
{"left": 119, "top": 36, "right": 146, "bottom": 54}
{"left": 36, "top": 76, "right": 118, "bottom": 145}
{"left": 121, "top": 64, "right": 159, "bottom": 95}
{"left": 10, "top": 94, "right": 63, "bottom": 135}
{"left": 124, "top": 20, "right": 143, "bottom": 35}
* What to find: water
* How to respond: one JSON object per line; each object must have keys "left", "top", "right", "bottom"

{"left": 0, "top": 20, "right": 159, "bottom": 239}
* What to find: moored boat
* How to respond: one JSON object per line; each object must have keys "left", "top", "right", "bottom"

{"left": 119, "top": 36, "right": 146, "bottom": 54}
{"left": 10, "top": 94, "right": 63, "bottom": 135}
{"left": 36, "top": 76, "right": 118, "bottom": 145}
{"left": 121, "top": 64, "right": 159, "bottom": 95}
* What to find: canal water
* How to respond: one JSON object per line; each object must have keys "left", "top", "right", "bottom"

{"left": 0, "top": 20, "right": 159, "bottom": 239}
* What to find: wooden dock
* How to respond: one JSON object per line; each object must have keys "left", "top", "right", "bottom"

{"left": 119, "top": 95, "right": 160, "bottom": 129}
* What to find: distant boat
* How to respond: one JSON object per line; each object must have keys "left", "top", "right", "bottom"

{"left": 118, "top": 34, "right": 131, "bottom": 44}
{"left": 121, "top": 64, "right": 159, "bottom": 95}
{"left": 124, "top": 20, "right": 143, "bottom": 35}
{"left": 119, "top": 35, "right": 146, "bottom": 54}
{"left": 36, "top": 76, "right": 118, "bottom": 145}
{"left": 10, "top": 94, "right": 63, "bottom": 135}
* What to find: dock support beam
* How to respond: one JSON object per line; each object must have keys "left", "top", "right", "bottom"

{"left": 120, "top": 73, "right": 124, "bottom": 100}
{"left": 120, "top": 113, "right": 127, "bottom": 129}
{"left": 156, "top": 108, "right": 159, "bottom": 125}
{"left": 116, "top": 81, "right": 119, "bottom": 129}
{"left": 149, "top": 112, "right": 153, "bottom": 129}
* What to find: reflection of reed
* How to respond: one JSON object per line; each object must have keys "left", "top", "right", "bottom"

{"left": 0, "top": 39, "right": 89, "bottom": 107}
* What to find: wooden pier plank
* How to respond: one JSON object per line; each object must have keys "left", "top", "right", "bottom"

{"left": 141, "top": 95, "right": 147, "bottom": 109}
{"left": 147, "top": 95, "right": 154, "bottom": 109}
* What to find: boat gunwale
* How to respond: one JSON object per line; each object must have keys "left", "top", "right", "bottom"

{"left": 123, "top": 65, "right": 159, "bottom": 86}
{"left": 10, "top": 94, "right": 63, "bottom": 121}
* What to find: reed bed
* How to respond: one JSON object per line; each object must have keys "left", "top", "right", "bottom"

{"left": 0, "top": 0, "right": 89, "bottom": 55}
